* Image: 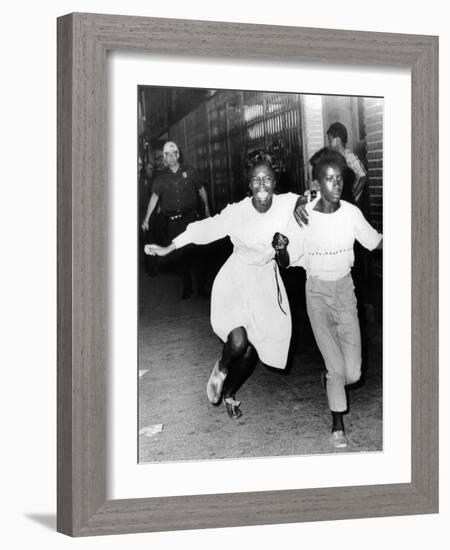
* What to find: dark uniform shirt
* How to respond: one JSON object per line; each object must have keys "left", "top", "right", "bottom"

{"left": 152, "top": 164, "right": 202, "bottom": 213}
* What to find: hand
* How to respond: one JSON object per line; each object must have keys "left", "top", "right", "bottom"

{"left": 141, "top": 219, "right": 149, "bottom": 232}
{"left": 144, "top": 243, "right": 175, "bottom": 257}
{"left": 272, "top": 232, "right": 289, "bottom": 251}
{"left": 294, "top": 194, "right": 309, "bottom": 227}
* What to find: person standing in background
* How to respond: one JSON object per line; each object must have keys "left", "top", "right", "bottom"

{"left": 138, "top": 133, "right": 155, "bottom": 275}
{"left": 326, "top": 122, "right": 373, "bottom": 319}
{"left": 141, "top": 141, "right": 211, "bottom": 299}
{"left": 326, "top": 121, "right": 368, "bottom": 210}
{"left": 141, "top": 147, "right": 166, "bottom": 276}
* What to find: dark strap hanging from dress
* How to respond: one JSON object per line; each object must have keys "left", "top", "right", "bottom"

{"left": 273, "top": 260, "right": 287, "bottom": 315}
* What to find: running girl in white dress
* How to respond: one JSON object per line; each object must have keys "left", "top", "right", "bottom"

{"left": 145, "top": 155, "right": 302, "bottom": 419}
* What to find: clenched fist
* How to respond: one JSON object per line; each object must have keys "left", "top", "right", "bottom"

{"left": 272, "top": 232, "right": 289, "bottom": 252}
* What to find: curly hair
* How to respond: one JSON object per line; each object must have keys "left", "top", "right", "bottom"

{"left": 245, "top": 149, "right": 280, "bottom": 179}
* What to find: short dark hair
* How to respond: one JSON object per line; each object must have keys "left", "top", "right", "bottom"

{"left": 309, "top": 147, "right": 347, "bottom": 180}
{"left": 313, "top": 149, "right": 347, "bottom": 181}
{"left": 327, "top": 122, "right": 348, "bottom": 146}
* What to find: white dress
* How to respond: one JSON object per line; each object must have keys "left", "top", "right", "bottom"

{"left": 173, "top": 193, "right": 299, "bottom": 369}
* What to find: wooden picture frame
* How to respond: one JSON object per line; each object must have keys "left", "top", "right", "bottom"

{"left": 57, "top": 12, "right": 438, "bottom": 536}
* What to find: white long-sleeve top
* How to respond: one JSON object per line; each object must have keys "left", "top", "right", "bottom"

{"left": 288, "top": 200, "right": 382, "bottom": 281}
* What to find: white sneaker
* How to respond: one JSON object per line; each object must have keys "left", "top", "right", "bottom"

{"left": 206, "top": 360, "right": 227, "bottom": 404}
{"left": 331, "top": 430, "right": 348, "bottom": 449}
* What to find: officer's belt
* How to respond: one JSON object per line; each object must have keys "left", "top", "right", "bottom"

{"left": 162, "top": 208, "right": 195, "bottom": 221}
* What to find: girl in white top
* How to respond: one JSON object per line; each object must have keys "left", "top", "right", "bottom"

{"left": 145, "top": 156, "right": 300, "bottom": 420}
{"left": 277, "top": 151, "right": 382, "bottom": 449}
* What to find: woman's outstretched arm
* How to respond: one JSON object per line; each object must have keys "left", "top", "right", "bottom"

{"left": 145, "top": 203, "right": 234, "bottom": 256}
{"left": 144, "top": 242, "right": 176, "bottom": 257}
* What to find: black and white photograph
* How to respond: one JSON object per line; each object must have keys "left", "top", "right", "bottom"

{"left": 3, "top": 0, "right": 445, "bottom": 545}
{"left": 137, "top": 87, "right": 383, "bottom": 463}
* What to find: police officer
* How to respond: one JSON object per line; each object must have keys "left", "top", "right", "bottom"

{"left": 141, "top": 141, "right": 211, "bottom": 298}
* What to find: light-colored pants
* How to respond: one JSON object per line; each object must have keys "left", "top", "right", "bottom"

{"left": 306, "top": 274, "right": 361, "bottom": 412}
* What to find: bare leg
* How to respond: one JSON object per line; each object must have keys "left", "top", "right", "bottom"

{"left": 218, "top": 327, "right": 249, "bottom": 375}
{"left": 206, "top": 327, "right": 253, "bottom": 407}
{"left": 221, "top": 329, "right": 258, "bottom": 419}
{"left": 223, "top": 343, "right": 258, "bottom": 399}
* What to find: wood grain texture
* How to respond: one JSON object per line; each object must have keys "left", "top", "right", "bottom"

{"left": 57, "top": 12, "right": 439, "bottom": 537}
{"left": 57, "top": 13, "right": 74, "bottom": 535}
{"left": 410, "top": 36, "right": 439, "bottom": 505}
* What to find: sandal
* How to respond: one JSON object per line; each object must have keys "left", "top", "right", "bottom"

{"left": 206, "top": 360, "right": 227, "bottom": 404}
{"left": 223, "top": 396, "right": 243, "bottom": 419}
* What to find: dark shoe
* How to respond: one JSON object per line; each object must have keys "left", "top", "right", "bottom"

{"left": 206, "top": 360, "right": 227, "bottom": 404}
{"left": 223, "top": 396, "right": 243, "bottom": 419}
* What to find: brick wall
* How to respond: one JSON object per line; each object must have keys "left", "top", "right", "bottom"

{"left": 362, "top": 98, "right": 384, "bottom": 232}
